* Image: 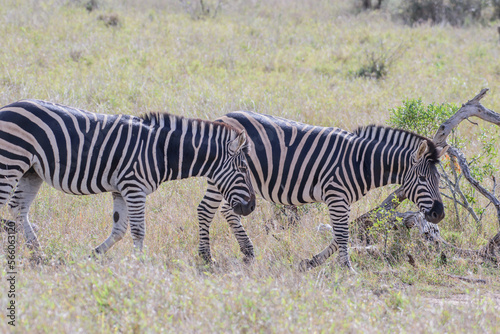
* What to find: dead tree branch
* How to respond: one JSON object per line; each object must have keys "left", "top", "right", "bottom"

{"left": 349, "top": 89, "right": 500, "bottom": 263}
{"left": 432, "top": 88, "right": 500, "bottom": 147}
{"left": 446, "top": 274, "right": 487, "bottom": 284}
{"left": 447, "top": 146, "right": 500, "bottom": 229}
{"left": 350, "top": 187, "right": 441, "bottom": 242}
{"left": 431, "top": 89, "right": 500, "bottom": 228}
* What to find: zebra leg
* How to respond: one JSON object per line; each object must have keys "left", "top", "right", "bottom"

{"left": 93, "top": 192, "right": 129, "bottom": 256}
{"left": 299, "top": 196, "right": 353, "bottom": 272}
{"left": 0, "top": 171, "right": 22, "bottom": 213}
{"left": 8, "top": 168, "right": 43, "bottom": 250}
{"left": 197, "top": 181, "right": 222, "bottom": 264}
{"left": 123, "top": 190, "right": 147, "bottom": 254}
{"left": 221, "top": 202, "right": 255, "bottom": 263}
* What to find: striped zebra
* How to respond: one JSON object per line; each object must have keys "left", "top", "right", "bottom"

{"left": 0, "top": 100, "right": 255, "bottom": 256}
{"left": 197, "top": 111, "right": 448, "bottom": 270}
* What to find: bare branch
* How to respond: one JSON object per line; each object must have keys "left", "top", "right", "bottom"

{"left": 446, "top": 274, "right": 487, "bottom": 284}
{"left": 447, "top": 146, "right": 500, "bottom": 229}
{"left": 438, "top": 162, "right": 464, "bottom": 225}
{"left": 433, "top": 88, "right": 500, "bottom": 147}
{"left": 429, "top": 88, "right": 500, "bottom": 257}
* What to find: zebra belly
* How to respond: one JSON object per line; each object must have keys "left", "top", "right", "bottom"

{"left": 252, "top": 175, "right": 321, "bottom": 206}
{"left": 31, "top": 160, "right": 118, "bottom": 195}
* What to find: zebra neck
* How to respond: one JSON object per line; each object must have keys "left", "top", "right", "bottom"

{"left": 358, "top": 138, "right": 413, "bottom": 194}
{"left": 160, "top": 120, "right": 229, "bottom": 182}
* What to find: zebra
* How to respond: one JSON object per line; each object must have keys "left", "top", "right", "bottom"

{"left": 197, "top": 111, "right": 448, "bottom": 270}
{"left": 0, "top": 100, "right": 255, "bottom": 256}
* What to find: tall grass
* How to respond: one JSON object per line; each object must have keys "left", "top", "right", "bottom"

{"left": 0, "top": 0, "right": 499, "bottom": 332}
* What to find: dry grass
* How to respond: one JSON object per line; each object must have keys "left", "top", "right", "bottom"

{"left": 1, "top": 0, "right": 500, "bottom": 332}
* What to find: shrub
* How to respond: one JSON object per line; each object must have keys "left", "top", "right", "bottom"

{"left": 179, "top": 0, "right": 222, "bottom": 20}
{"left": 354, "top": 43, "right": 406, "bottom": 80}
{"left": 358, "top": 0, "right": 384, "bottom": 10}
{"left": 388, "top": 98, "right": 458, "bottom": 138}
{"left": 398, "top": 0, "right": 488, "bottom": 26}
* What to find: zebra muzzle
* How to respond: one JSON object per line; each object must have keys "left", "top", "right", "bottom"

{"left": 233, "top": 198, "right": 256, "bottom": 216}
{"left": 424, "top": 200, "right": 445, "bottom": 224}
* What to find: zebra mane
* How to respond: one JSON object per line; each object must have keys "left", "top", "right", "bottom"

{"left": 353, "top": 125, "right": 439, "bottom": 163}
{"left": 140, "top": 112, "right": 250, "bottom": 153}
{"left": 141, "top": 112, "right": 237, "bottom": 133}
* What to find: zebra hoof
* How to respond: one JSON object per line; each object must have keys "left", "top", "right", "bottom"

{"left": 338, "top": 257, "right": 357, "bottom": 274}
{"left": 299, "top": 259, "right": 313, "bottom": 272}
{"left": 200, "top": 256, "right": 216, "bottom": 267}
{"left": 199, "top": 251, "right": 215, "bottom": 266}
{"left": 200, "top": 259, "right": 216, "bottom": 270}
{"left": 31, "top": 223, "right": 40, "bottom": 233}
{"left": 343, "top": 263, "right": 358, "bottom": 275}
{"left": 89, "top": 248, "right": 105, "bottom": 260}
{"left": 26, "top": 238, "right": 41, "bottom": 251}
{"left": 243, "top": 255, "right": 255, "bottom": 265}
{"left": 28, "top": 252, "right": 46, "bottom": 265}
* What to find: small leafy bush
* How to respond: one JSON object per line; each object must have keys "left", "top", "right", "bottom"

{"left": 388, "top": 98, "right": 458, "bottom": 138}
{"left": 354, "top": 43, "right": 406, "bottom": 80}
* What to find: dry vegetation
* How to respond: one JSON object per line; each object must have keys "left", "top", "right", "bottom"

{"left": 1, "top": 0, "right": 500, "bottom": 332}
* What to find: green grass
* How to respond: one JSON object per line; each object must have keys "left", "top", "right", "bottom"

{"left": 1, "top": 0, "right": 500, "bottom": 332}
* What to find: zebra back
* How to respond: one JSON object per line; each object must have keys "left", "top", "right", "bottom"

{"left": 0, "top": 100, "right": 254, "bottom": 201}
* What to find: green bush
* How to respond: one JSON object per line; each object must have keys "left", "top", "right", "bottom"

{"left": 388, "top": 98, "right": 458, "bottom": 138}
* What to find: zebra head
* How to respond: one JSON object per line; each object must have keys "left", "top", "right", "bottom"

{"left": 212, "top": 130, "right": 256, "bottom": 216}
{"left": 403, "top": 140, "right": 448, "bottom": 224}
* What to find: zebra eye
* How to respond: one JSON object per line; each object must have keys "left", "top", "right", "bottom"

{"left": 419, "top": 175, "right": 426, "bottom": 182}
{"left": 239, "top": 165, "right": 247, "bottom": 173}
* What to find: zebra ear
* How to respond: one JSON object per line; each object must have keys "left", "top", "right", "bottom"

{"left": 436, "top": 145, "right": 449, "bottom": 158}
{"left": 229, "top": 130, "right": 247, "bottom": 154}
{"left": 415, "top": 141, "right": 428, "bottom": 160}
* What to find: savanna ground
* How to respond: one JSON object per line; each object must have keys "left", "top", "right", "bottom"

{"left": 1, "top": 0, "right": 500, "bottom": 332}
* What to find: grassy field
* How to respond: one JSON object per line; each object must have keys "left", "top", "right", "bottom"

{"left": 1, "top": 0, "right": 500, "bottom": 332}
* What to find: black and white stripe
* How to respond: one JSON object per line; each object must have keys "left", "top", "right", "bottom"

{"left": 0, "top": 100, "right": 255, "bottom": 255}
{"left": 197, "top": 111, "right": 447, "bottom": 270}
